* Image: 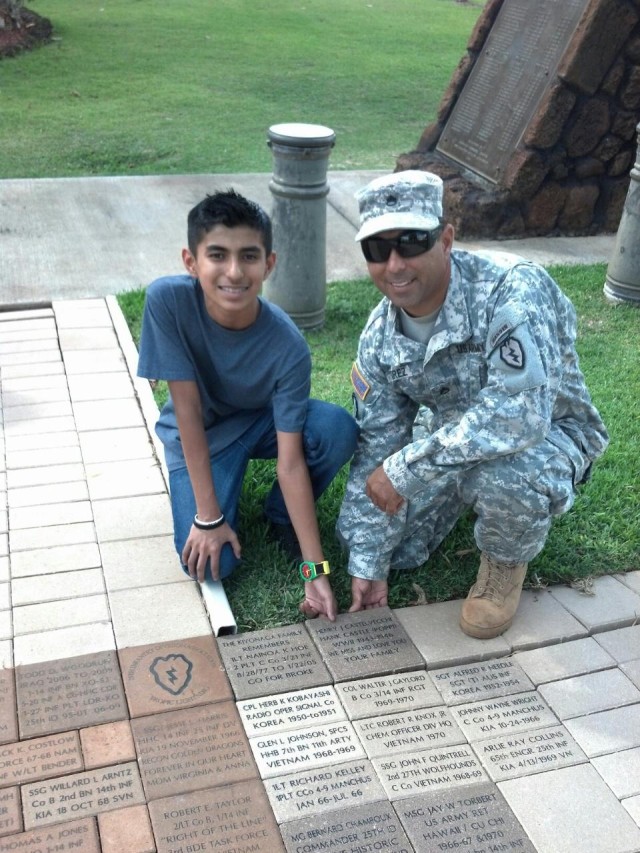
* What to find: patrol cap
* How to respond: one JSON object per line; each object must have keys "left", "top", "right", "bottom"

{"left": 355, "top": 170, "right": 444, "bottom": 242}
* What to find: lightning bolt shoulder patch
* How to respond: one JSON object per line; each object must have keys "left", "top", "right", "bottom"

{"left": 499, "top": 337, "right": 525, "bottom": 369}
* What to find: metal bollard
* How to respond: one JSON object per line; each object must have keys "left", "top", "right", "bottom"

{"left": 264, "top": 123, "right": 336, "bottom": 329}
{"left": 604, "top": 122, "right": 640, "bottom": 305}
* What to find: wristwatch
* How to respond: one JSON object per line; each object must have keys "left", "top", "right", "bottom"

{"left": 299, "top": 560, "right": 331, "bottom": 582}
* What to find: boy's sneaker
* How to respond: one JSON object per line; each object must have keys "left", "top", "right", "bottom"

{"left": 460, "top": 553, "right": 528, "bottom": 639}
{"left": 267, "top": 521, "right": 302, "bottom": 563}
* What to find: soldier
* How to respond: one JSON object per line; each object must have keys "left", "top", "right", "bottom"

{"left": 337, "top": 170, "right": 608, "bottom": 638}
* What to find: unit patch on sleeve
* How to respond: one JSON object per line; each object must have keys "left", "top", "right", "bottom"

{"left": 499, "top": 337, "right": 525, "bottom": 369}
{"left": 351, "top": 361, "right": 371, "bottom": 401}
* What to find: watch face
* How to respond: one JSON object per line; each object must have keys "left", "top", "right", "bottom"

{"left": 300, "top": 562, "right": 315, "bottom": 580}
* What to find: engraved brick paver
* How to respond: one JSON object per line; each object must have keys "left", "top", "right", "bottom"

{"left": 0, "top": 817, "right": 101, "bottom": 853}
{"left": 431, "top": 658, "right": 534, "bottom": 705}
{"left": 0, "top": 731, "right": 82, "bottom": 787}
{"left": 372, "top": 743, "right": 489, "bottom": 800}
{"left": 395, "top": 782, "right": 536, "bottom": 853}
{"left": 262, "top": 758, "right": 387, "bottom": 823}
{"left": 22, "top": 761, "right": 145, "bottom": 829}
{"left": 119, "top": 636, "right": 233, "bottom": 717}
{"left": 335, "top": 670, "right": 442, "bottom": 720}
{"left": 131, "top": 702, "right": 257, "bottom": 800}
{"left": 218, "top": 624, "right": 331, "bottom": 700}
{"left": 237, "top": 685, "right": 345, "bottom": 737}
{"left": 0, "top": 788, "right": 22, "bottom": 838}
{"left": 306, "top": 607, "right": 424, "bottom": 682}
{"left": 354, "top": 706, "right": 465, "bottom": 759}
{"left": 450, "top": 691, "right": 559, "bottom": 742}
{"left": 147, "top": 779, "right": 285, "bottom": 853}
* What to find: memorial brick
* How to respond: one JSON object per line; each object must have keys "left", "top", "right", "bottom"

{"left": 218, "top": 624, "right": 330, "bottom": 701}
{"left": 263, "top": 758, "right": 387, "bottom": 824}
{"left": 0, "top": 817, "right": 100, "bottom": 853}
{"left": 395, "top": 782, "right": 536, "bottom": 853}
{"left": 305, "top": 608, "right": 424, "bottom": 682}
{"left": 0, "top": 730, "right": 82, "bottom": 788}
{"left": 0, "top": 787, "right": 22, "bottom": 838}
{"left": 354, "top": 706, "right": 466, "bottom": 759}
{"left": 474, "top": 723, "right": 587, "bottom": 782}
{"left": 0, "top": 670, "right": 17, "bottom": 746}
{"left": 148, "top": 779, "right": 285, "bottom": 853}
{"left": 431, "top": 658, "right": 534, "bottom": 705}
{"left": 119, "top": 635, "right": 232, "bottom": 718}
{"left": 249, "top": 720, "right": 365, "bottom": 779}
{"left": 15, "top": 651, "right": 128, "bottom": 738}
{"left": 450, "top": 691, "right": 559, "bottom": 742}
{"left": 237, "top": 686, "right": 346, "bottom": 738}
{"left": 22, "top": 760, "right": 144, "bottom": 829}
{"left": 372, "top": 744, "right": 488, "bottom": 801}
{"left": 280, "top": 800, "right": 413, "bottom": 853}
{"left": 335, "top": 670, "right": 441, "bottom": 720}
{"left": 131, "top": 701, "right": 257, "bottom": 799}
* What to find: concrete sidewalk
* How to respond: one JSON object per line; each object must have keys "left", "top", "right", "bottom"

{"left": 0, "top": 170, "right": 616, "bottom": 306}
{"left": 0, "top": 299, "right": 639, "bottom": 851}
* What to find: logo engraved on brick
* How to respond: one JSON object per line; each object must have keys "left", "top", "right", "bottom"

{"left": 150, "top": 654, "right": 193, "bottom": 695}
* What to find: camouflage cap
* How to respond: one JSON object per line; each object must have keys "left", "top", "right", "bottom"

{"left": 355, "top": 170, "right": 443, "bottom": 241}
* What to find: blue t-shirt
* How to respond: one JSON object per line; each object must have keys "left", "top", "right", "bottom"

{"left": 137, "top": 275, "right": 311, "bottom": 471}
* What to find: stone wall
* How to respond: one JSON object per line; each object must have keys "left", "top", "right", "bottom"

{"left": 397, "top": 0, "right": 640, "bottom": 238}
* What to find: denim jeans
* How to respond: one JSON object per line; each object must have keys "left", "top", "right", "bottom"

{"left": 168, "top": 400, "right": 358, "bottom": 579}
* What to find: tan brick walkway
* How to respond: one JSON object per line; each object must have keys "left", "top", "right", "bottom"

{"left": 0, "top": 301, "right": 639, "bottom": 853}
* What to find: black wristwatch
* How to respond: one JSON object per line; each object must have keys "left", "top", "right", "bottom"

{"left": 299, "top": 560, "right": 331, "bottom": 582}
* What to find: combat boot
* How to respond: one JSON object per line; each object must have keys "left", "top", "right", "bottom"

{"left": 460, "top": 552, "right": 528, "bottom": 639}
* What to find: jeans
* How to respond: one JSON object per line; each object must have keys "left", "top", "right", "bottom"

{"left": 168, "top": 400, "right": 358, "bottom": 579}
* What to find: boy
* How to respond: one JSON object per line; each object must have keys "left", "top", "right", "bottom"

{"left": 138, "top": 190, "right": 357, "bottom": 621}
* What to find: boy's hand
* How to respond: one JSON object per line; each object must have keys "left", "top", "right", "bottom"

{"left": 349, "top": 577, "right": 388, "bottom": 611}
{"left": 182, "top": 523, "right": 241, "bottom": 583}
{"left": 299, "top": 576, "right": 337, "bottom": 622}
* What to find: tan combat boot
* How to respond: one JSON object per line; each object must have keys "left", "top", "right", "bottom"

{"left": 460, "top": 552, "right": 528, "bottom": 639}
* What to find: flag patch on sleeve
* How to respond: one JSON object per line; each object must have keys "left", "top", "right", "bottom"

{"left": 351, "top": 362, "right": 371, "bottom": 401}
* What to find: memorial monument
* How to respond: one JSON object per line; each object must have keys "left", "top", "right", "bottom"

{"left": 398, "top": 0, "right": 640, "bottom": 237}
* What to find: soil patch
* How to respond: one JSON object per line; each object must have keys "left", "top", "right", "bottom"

{"left": 0, "top": 2, "right": 52, "bottom": 58}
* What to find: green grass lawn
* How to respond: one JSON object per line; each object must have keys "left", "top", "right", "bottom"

{"left": 3, "top": 0, "right": 485, "bottom": 177}
{"left": 117, "top": 263, "right": 640, "bottom": 631}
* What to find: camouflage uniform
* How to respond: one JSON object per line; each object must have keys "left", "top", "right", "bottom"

{"left": 337, "top": 249, "right": 609, "bottom": 580}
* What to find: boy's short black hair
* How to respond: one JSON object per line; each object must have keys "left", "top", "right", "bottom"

{"left": 187, "top": 189, "right": 273, "bottom": 256}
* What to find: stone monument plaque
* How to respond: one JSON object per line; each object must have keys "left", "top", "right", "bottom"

{"left": 218, "top": 624, "right": 331, "bottom": 700}
{"left": 0, "top": 817, "right": 100, "bottom": 853}
{"left": 431, "top": 658, "right": 533, "bottom": 705}
{"left": 118, "top": 635, "right": 232, "bottom": 717}
{"left": 0, "top": 670, "right": 17, "bottom": 746}
{"left": 354, "top": 706, "right": 466, "bottom": 759}
{"left": 0, "top": 788, "right": 22, "bottom": 838}
{"left": 437, "top": 0, "right": 590, "bottom": 181}
{"left": 372, "top": 744, "right": 488, "bottom": 800}
{"left": 451, "top": 691, "right": 559, "bottom": 741}
{"left": 280, "top": 801, "right": 413, "bottom": 853}
{"left": 148, "top": 779, "right": 285, "bottom": 852}
{"left": 474, "top": 723, "right": 588, "bottom": 782}
{"left": 22, "top": 761, "right": 144, "bottom": 829}
{"left": 263, "top": 758, "right": 387, "bottom": 824}
{"left": 335, "top": 670, "right": 441, "bottom": 720}
{"left": 15, "top": 651, "right": 128, "bottom": 738}
{"left": 237, "top": 685, "right": 346, "bottom": 738}
{"left": 249, "top": 720, "right": 365, "bottom": 778}
{"left": 131, "top": 701, "right": 257, "bottom": 799}
{"left": 395, "top": 782, "right": 536, "bottom": 852}
{"left": 305, "top": 608, "right": 424, "bottom": 682}
{"left": 0, "top": 730, "right": 82, "bottom": 787}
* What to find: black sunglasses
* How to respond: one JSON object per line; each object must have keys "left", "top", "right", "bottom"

{"left": 361, "top": 228, "right": 442, "bottom": 263}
